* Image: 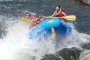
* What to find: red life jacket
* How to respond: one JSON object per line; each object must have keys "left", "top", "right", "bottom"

{"left": 56, "top": 9, "right": 65, "bottom": 17}
{"left": 56, "top": 9, "right": 65, "bottom": 20}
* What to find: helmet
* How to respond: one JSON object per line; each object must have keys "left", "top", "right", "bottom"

{"left": 25, "top": 13, "right": 31, "bottom": 16}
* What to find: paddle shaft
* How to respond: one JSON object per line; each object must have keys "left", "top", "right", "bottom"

{"left": 45, "top": 15, "right": 76, "bottom": 21}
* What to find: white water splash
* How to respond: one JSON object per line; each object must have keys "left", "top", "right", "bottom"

{"left": 57, "top": 28, "right": 90, "bottom": 50}
{"left": 0, "top": 16, "right": 90, "bottom": 60}
{"left": 0, "top": 16, "right": 57, "bottom": 60}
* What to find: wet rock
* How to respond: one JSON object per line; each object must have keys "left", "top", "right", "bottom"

{"left": 79, "top": 50, "right": 90, "bottom": 60}
{"left": 41, "top": 54, "right": 61, "bottom": 60}
{"left": 42, "top": 47, "right": 81, "bottom": 60}
{"left": 81, "top": 43, "right": 90, "bottom": 50}
{"left": 56, "top": 47, "right": 81, "bottom": 60}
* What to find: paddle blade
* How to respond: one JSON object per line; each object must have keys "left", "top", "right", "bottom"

{"left": 20, "top": 16, "right": 29, "bottom": 22}
{"left": 63, "top": 15, "right": 76, "bottom": 21}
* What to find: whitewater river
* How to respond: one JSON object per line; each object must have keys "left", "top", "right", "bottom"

{"left": 0, "top": 0, "right": 90, "bottom": 60}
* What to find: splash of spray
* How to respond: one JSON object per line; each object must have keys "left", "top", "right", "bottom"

{"left": 0, "top": 15, "right": 90, "bottom": 60}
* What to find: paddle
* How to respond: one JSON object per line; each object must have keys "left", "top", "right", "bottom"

{"left": 20, "top": 16, "right": 29, "bottom": 22}
{"left": 46, "top": 15, "right": 76, "bottom": 21}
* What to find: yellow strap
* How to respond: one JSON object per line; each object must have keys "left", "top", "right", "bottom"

{"left": 51, "top": 28, "right": 55, "bottom": 33}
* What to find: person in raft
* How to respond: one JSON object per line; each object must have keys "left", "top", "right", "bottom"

{"left": 52, "top": 6, "right": 66, "bottom": 20}
{"left": 25, "top": 13, "right": 44, "bottom": 28}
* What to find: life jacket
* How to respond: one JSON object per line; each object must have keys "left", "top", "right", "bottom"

{"left": 56, "top": 9, "right": 65, "bottom": 17}
{"left": 56, "top": 9, "right": 65, "bottom": 20}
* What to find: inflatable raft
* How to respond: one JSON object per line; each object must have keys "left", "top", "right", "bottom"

{"left": 28, "top": 18, "right": 72, "bottom": 39}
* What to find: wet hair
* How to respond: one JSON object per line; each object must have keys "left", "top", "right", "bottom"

{"left": 56, "top": 6, "right": 62, "bottom": 11}
{"left": 57, "top": 6, "right": 61, "bottom": 8}
{"left": 35, "top": 13, "right": 39, "bottom": 18}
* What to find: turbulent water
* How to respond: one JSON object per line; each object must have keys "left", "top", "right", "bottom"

{"left": 0, "top": 0, "right": 90, "bottom": 60}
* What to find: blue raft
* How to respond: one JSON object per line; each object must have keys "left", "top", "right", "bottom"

{"left": 29, "top": 18, "right": 72, "bottom": 39}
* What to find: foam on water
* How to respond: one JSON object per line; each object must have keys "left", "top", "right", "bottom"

{"left": 0, "top": 16, "right": 90, "bottom": 60}
{"left": 58, "top": 29, "right": 90, "bottom": 50}
{"left": 0, "top": 16, "right": 56, "bottom": 60}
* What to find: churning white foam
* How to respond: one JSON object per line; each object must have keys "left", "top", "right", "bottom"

{"left": 0, "top": 16, "right": 56, "bottom": 60}
{"left": 0, "top": 16, "right": 90, "bottom": 60}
